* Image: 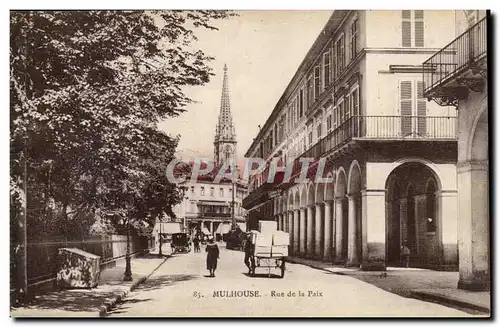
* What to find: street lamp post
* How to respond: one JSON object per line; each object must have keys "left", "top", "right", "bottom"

{"left": 158, "top": 216, "right": 163, "bottom": 257}
{"left": 123, "top": 218, "right": 132, "bottom": 281}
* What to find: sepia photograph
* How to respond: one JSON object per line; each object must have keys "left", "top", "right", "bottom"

{"left": 9, "top": 7, "right": 490, "bottom": 318}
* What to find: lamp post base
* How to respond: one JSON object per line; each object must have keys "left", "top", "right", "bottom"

{"left": 123, "top": 255, "right": 132, "bottom": 281}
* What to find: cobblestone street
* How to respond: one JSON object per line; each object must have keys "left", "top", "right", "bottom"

{"left": 107, "top": 247, "right": 472, "bottom": 317}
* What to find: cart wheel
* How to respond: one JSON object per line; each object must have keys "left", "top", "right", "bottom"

{"left": 280, "top": 260, "right": 285, "bottom": 278}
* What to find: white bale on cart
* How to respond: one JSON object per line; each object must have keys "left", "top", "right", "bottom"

{"left": 272, "top": 231, "right": 289, "bottom": 246}
{"left": 253, "top": 232, "right": 273, "bottom": 257}
{"left": 258, "top": 221, "right": 277, "bottom": 234}
{"left": 271, "top": 230, "right": 289, "bottom": 256}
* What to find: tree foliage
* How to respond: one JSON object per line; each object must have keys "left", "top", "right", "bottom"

{"left": 10, "top": 10, "right": 233, "bottom": 239}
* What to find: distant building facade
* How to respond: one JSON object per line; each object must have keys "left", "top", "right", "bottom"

{"left": 243, "top": 10, "right": 464, "bottom": 270}
{"left": 172, "top": 65, "right": 247, "bottom": 237}
{"left": 423, "top": 11, "right": 489, "bottom": 290}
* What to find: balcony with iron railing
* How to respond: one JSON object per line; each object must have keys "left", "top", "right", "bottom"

{"left": 423, "top": 16, "right": 487, "bottom": 104}
{"left": 243, "top": 114, "right": 457, "bottom": 209}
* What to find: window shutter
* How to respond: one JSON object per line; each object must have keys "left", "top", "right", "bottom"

{"left": 333, "top": 107, "right": 337, "bottom": 128}
{"left": 345, "top": 96, "right": 351, "bottom": 120}
{"left": 340, "top": 35, "right": 345, "bottom": 70}
{"left": 416, "top": 81, "right": 427, "bottom": 136}
{"left": 352, "top": 88, "right": 359, "bottom": 116}
{"left": 340, "top": 101, "right": 345, "bottom": 123}
{"left": 402, "top": 10, "right": 412, "bottom": 47}
{"left": 400, "top": 81, "right": 413, "bottom": 136}
{"left": 414, "top": 10, "right": 424, "bottom": 47}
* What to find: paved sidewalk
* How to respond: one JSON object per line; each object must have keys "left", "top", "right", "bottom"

{"left": 287, "top": 256, "right": 490, "bottom": 315}
{"left": 11, "top": 253, "right": 169, "bottom": 318}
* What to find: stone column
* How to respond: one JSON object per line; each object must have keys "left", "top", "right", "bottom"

{"left": 360, "top": 190, "right": 386, "bottom": 271}
{"left": 438, "top": 190, "right": 458, "bottom": 269}
{"left": 299, "top": 208, "right": 306, "bottom": 256}
{"left": 276, "top": 214, "right": 281, "bottom": 231}
{"left": 323, "top": 200, "right": 333, "bottom": 261}
{"left": 346, "top": 194, "right": 360, "bottom": 267}
{"left": 288, "top": 210, "right": 294, "bottom": 247}
{"left": 457, "top": 160, "right": 489, "bottom": 291}
{"left": 281, "top": 214, "right": 285, "bottom": 231}
{"left": 293, "top": 209, "right": 300, "bottom": 255}
{"left": 315, "top": 203, "right": 323, "bottom": 260}
{"left": 334, "top": 198, "right": 344, "bottom": 263}
{"left": 306, "top": 205, "right": 314, "bottom": 258}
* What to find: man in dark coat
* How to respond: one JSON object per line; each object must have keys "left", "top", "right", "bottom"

{"left": 205, "top": 236, "right": 219, "bottom": 277}
{"left": 244, "top": 233, "right": 255, "bottom": 274}
{"left": 193, "top": 236, "right": 200, "bottom": 252}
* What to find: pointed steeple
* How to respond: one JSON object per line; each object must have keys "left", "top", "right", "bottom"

{"left": 219, "top": 63, "right": 232, "bottom": 128}
{"left": 214, "top": 64, "right": 237, "bottom": 167}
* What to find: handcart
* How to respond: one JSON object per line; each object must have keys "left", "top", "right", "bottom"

{"left": 250, "top": 249, "right": 286, "bottom": 278}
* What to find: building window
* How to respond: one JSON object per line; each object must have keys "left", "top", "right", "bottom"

{"left": 316, "top": 122, "right": 322, "bottom": 139}
{"left": 331, "top": 46, "right": 336, "bottom": 80}
{"left": 335, "top": 34, "right": 345, "bottom": 75}
{"left": 274, "top": 123, "right": 278, "bottom": 147}
{"left": 402, "top": 10, "right": 424, "bottom": 47}
{"left": 339, "top": 100, "right": 345, "bottom": 123}
{"left": 399, "top": 80, "right": 427, "bottom": 136}
{"left": 323, "top": 51, "right": 331, "bottom": 89}
{"left": 287, "top": 107, "right": 291, "bottom": 132}
{"left": 307, "top": 75, "right": 314, "bottom": 107}
{"left": 210, "top": 187, "right": 214, "bottom": 197}
{"left": 350, "top": 18, "right": 359, "bottom": 60}
{"left": 191, "top": 186, "right": 195, "bottom": 195}
{"left": 351, "top": 88, "right": 359, "bottom": 117}
{"left": 326, "top": 115, "right": 332, "bottom": 131}
{"left": 345, "top": 96, "right": 351, "bottom": 120}
{"left": 333, "top": 106, "right": 338, "bottom": 128}
{"left": 314, "top": 65, "right": 321, "bottom": 100}
{"left": 308, "top": 131, "right": 313, "bottom": 146}
{"left": 299, "top": 89, "right": 304, "bottom": 117}
{"left": 220, "top": 188, "right": 224, "bottom": 197}
{"left": 293, "top": 101, "right": 297, "bottom": 124}
{"left": 200, "top": 187, "right": 205, "bottom": 196}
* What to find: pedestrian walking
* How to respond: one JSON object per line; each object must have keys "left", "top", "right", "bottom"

{"left": 400, "top": 242, "right": 411, "bottom": 268}
{"left": 193, "top": 236, "right": 200, "bottom": 253}
{"left": 244, "top": 233, "right": 255, "bottom": 274}
{"left": 205, "top": 235, "right": 219, "bottom": 277}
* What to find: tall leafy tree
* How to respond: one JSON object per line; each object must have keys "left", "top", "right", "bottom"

{"left": 10, "top": 10, "right": 233, "bottom": 239}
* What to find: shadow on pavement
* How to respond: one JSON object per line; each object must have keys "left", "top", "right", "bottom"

{"left": 135, "top": 274, "right": 198, "bottom": 292}
{"left": 135, "top": 253, "right": 172, "bottom": 260}
{"left": 19, "top": 289, "right": 118, "bottom": 312}
{"left": 242, "top": 272, "right": 282, "bottom": 279}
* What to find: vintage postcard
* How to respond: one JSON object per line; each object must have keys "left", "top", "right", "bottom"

{"left": 10, "top": 9, "right": 490, "bottom": 318}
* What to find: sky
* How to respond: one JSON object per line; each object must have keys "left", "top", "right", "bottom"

{"left": 158, "top": 11, "right": 333, "bottom": 167}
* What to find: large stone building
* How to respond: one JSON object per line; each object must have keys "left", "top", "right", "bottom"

{"left": 171, "top": 65, "right": 247, "bottom": 238}
{"left": 243, "top": 10, "right": 465, "bottom": 271}
{"left": 423, "top": 11, "right": 489, "bottom": 290}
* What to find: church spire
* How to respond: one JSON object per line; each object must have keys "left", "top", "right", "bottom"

{"left": 219, "top": 63, "right": 232, "bottom": 127}
{"left": 214, "top": 64, "right": 237, "bottom": 167}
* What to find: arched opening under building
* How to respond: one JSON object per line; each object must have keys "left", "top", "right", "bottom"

{"left": 315, "top": 183, "right": 325, "bottom": 259}
{"left": 347, "top": 161, "right": 362, "bottom": 266}
{"left": 385, "top": 162, "right": 442, "bottom": 268}
{"left": 335, "top": 169, "right": 348, "bottom": 264}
